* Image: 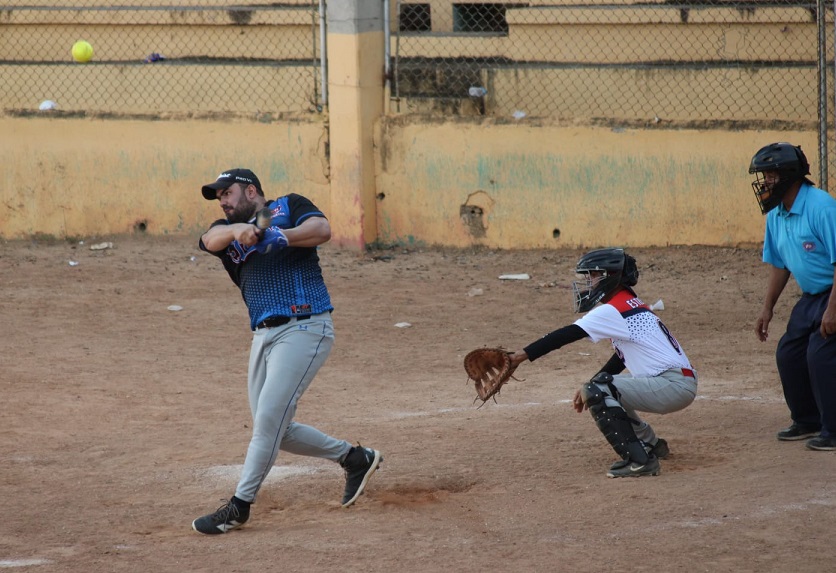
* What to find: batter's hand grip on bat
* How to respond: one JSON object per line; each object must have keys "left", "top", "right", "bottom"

{"left": 254, "top": 227, "right": 289, "bottom": 254}
{"left": 255, "top": 206, "right": 273, "bottom": 230}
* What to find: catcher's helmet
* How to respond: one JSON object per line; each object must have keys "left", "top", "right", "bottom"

{"left": 749, "top": 142, "right": 810, "bottom": 214}
{"left": 572, "top": 248, "right": 638, "bottom": 313}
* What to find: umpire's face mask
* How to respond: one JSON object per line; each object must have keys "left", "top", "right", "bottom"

{"left": 751, "top": 170, "right": 791, "bottom": 214}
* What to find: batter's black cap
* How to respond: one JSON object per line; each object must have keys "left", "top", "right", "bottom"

{"left": 201, "top": 168, "right": 262, "bottom": 200}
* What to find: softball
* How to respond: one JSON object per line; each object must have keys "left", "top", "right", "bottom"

{"left": 71, "top": 40, "right": 94, "bottom": 63}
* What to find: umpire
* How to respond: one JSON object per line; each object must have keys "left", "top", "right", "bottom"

{"left": 749, "top": 142, "right": 836, "bottom": 451}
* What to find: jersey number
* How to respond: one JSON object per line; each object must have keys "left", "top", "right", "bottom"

{"left": 658, "top": 320, "right": 682, "bottom": 354}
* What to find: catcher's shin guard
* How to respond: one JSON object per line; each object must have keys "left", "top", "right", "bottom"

{"left": 581, "top": 374, "right": 649, "bottom": 464}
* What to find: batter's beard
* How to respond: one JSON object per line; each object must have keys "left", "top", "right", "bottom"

{"left": 225, "top": 198, "right": 258, "bottom": 224}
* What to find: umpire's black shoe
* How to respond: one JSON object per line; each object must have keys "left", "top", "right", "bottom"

{"left": 805, "top": 435, "right": 836, "bottom": 451}
{"left": 340, "top": 445, "right": 382, "bottom": 507}
{"left": 192, "top": 497, "right": 250, "bottom": 535}
{"left": 777, "top": 424, "right": 820, "bottom": 441}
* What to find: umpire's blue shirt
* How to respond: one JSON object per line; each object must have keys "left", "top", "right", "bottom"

{"left": 763, "top": 182, "right": 836, "bottom": 295}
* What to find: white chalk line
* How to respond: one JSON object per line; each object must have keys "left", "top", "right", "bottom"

{"left": 539, "top": 496, "right": 835, "bottom": 544}
{"left": 636, "top": 496, "right": 835, "bottom": 535}
{"left": 201, "top": 463, "right": 325, "bottom": 484}
{"left": 0, "top": 560, "right": 52, "bottom": 568}
{"left": 387, "top": 394, "right": 781, "bottom": 420}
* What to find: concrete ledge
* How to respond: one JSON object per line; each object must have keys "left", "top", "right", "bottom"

{"left": 3, "top": 0, "right": 313, "bottom": 7}
{"left": 1, "top": 63, "right": 319, "bottom": 113}
{"left": 1, "top": 25, "right": 316, "bottom": 62}
{"left": 0, "top": 7, "right": 314, "bottom": 26}
{"left": 507, "top": 6, "right": 819, "bottom": 25}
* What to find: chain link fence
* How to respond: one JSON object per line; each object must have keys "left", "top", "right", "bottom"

{"left": 0, "top": 1, "right": 324, "bottom": 116}
{"left": 4, "top": 1, "right": 836, "bottom": 184}
{"left": 392, "top": 1, "right": 836, "bottom": 186}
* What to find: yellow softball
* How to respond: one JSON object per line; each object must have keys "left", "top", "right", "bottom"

{"left": 71, "top": 40, "right": 94, "bottom": 63}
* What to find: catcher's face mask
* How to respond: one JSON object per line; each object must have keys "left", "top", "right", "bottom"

{"left": 573, "top": 271, "right": 617, "bottom": 313}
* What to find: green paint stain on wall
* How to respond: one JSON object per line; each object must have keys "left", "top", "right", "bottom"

{"left": 267, "top": 163, "right": 289, "bottom": 186}
{"left": 419, "top": 152, "right": 722, "bottom": 223}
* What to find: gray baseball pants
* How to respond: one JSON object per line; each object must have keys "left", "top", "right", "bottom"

{"left": 607, "top": 369, "right": 698, "bottom": 445}
{"left": 235, "top": 312, "right": 351, "bottom": 503}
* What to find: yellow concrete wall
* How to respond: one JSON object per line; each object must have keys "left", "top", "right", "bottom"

{"left": 0, "top": 116, "right": 330, "bottom": 239}
{"left": 0, "top": 113, "right": 820, "bottom": 248}
{"left": 374, "top": 117, "right": 818, "bottom": 248}
{"left": 0, "top": 3, "right": 825, "bottom": 248}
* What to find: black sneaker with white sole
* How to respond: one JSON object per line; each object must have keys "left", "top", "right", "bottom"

{"left": 805, "top": 435, "right": 836, "bottom": 451}
{"left": 607, "top": 455, "right": 661, "bottom": 478}
{"left": 340, "top": 445, "right": 382, "bottom": 507}
{"left": 192, "top": 497, "right": 250, "bottom": 535}
{"left": 610, "top": 438, "right": 669, "bottom": 471}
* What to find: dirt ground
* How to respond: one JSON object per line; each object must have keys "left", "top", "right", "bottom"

{"left": 1, "top": 235, "right": 834, "bottom": 573}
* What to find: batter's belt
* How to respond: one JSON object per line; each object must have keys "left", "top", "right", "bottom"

{"left": 255, "top": 315, "right": 311, "bottom": 330}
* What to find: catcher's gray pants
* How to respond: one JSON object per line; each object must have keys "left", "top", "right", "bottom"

{"left": 235, "top": 312, "right": 351, "bottom": 503}
{"left": 606, "top": 369, "right": 697, "bottom": 445}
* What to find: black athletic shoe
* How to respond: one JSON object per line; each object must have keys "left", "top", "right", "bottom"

{"left": 650, "top": 438, "right": 670, "bottom": 459}
{"left": 340, "top": 445, "right": 382, "bottom": 507}
{"left": 607, "top": 455, "right": 661, "bottom": 478}
{"left": 192, "top": 498, "right": 250, "bottom": 535}
{"left": 609, "top": 438, "right": 669, "bottom": 471}
{"left": 805, "top": 435, "right": 836, "bottom": 451}
{"left": 777, "top": 424, "right": 820, "bottom": 441}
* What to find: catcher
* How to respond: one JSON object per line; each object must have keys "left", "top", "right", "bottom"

{"left": 472, "top": 248, "right": 697, "bottom": 478}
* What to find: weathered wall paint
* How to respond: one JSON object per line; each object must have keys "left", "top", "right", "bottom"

{"left": 374, "top": 118, "right": 818, "bottom": 248}
{"left": 2, "top": 114, "right": 818, "bottom": 248}
{"left": 0, "top": 116, "right": 329, "bottom": 239}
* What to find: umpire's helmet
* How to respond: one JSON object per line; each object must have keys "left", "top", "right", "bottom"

{"left": 749, "top": 142, "right": 810, "bottom": 214}
{"left": 572, "top": 248, "right": 639, "bottom": 313}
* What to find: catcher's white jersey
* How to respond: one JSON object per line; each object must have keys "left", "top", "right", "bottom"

{"left": 574, "top": 290, "right": 692, "bottom": 377}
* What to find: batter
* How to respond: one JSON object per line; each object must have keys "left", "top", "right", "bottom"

{"left": 191, "top": 168, "right": 382, "bottom": 534}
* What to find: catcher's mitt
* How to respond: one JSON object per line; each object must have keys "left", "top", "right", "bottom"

{"left": 464, "top": 347, "right": 519, "bottom": 405}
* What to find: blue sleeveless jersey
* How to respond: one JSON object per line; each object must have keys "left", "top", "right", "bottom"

{"left": 200, "top": 193, "right": 333, "bottom": 330}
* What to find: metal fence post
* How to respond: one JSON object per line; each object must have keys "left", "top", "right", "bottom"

{"left": 320, "top": 0, "right": 329, "bottom": 107}
{"left": 818, "top": 0, "right": 828, "bottom": 190}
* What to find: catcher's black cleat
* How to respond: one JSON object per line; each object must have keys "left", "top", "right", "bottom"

{"left": 609, "top": 438, "right": 669, "bottom": 471}
{"left": 650, "top": 438, "right": 670, "bottom": 459}
{"left": 340, "top": 445, "right": 382, "bottom": 507}
{"left": 607, "top": 455, "right": 661, "bottom": 478}
{"left": 192, "top": 497, "right": 250, "bottom": 535}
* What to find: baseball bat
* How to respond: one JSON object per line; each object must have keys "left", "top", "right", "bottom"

{"left": 255, "top": 207, "right": 273, "bottom": 232}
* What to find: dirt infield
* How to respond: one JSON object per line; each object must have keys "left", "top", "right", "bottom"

{"left": 1, "top": 236, "right": 833, "bottom": 573}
